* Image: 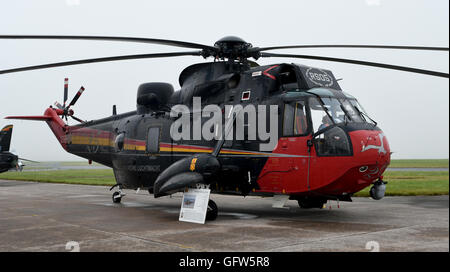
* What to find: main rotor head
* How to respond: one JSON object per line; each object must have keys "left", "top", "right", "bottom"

{"left": 209, "top": 36, "right": 259, "bottom": 61}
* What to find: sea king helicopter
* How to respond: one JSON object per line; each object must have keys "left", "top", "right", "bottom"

{"left": 0, "top": 35, "right": 448, "bottom": 220}
{"left": 0, "top": 124, "right": 35, "bottom": 173}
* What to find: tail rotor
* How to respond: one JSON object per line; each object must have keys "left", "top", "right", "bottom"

{"left": 54, "top": 78, "right": 86, "bottom": 123}
{"left": 63, "top": 77, "right": 68, "bottom": 108}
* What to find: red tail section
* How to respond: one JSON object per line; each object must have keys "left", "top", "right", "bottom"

{"left": 6, "top": 107, "right": 69, "bottom": 150}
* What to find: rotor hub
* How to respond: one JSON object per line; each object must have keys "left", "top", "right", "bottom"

{"left": 212, "top": 36, "right": 256, "bottom": 61}
{"left": 214, "top": 36, "right": 248, "bottom": 47}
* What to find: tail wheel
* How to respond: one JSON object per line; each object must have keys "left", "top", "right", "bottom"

{"left": 206, "top": 199, "right": 218, "bottom": 221}
{"left": 112, "top": 191, "right": 122, "bottom": 203}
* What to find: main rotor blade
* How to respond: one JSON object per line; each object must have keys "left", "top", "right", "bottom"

{"left": 255, "top": 44, "right": 449, "bottom": 52}
{"left": 260, "top": 52, "right": 449, "bottom": 78}
{"left": 0, "top": 51, "right": 202, "bottom": 74}
{"left": 0, "top": 35, "right": 216, "bottom": 51}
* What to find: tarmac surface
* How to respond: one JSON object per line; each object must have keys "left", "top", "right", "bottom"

{"left": 0, "top": 179, "right": 448, "bottom": 252}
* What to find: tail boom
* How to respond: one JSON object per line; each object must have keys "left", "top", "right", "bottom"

{"left": 6, "top": 107, "right": 69, "bottom": 150}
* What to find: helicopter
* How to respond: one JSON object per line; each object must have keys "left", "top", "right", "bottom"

{"left": 0, "top": 124, "right": 35, "bottom": 173}
{"left": 0, "top": 35, "right": 448, "bottom": 220}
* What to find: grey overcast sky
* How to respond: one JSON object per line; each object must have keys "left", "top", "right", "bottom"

{"left": 0, "top": 0, "right": 448, "bottom": 161}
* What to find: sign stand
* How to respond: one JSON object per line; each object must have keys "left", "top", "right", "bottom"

{"left": 179, "top": 188, "right": 211, "bottom": 224}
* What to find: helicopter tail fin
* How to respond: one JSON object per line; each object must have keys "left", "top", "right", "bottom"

{"left": 0, "top": 124, "right": 13, "bottom": 152}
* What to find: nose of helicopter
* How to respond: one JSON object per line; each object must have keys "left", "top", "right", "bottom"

{"left": 349, "top": 129, "right": 391, "bottom": 180}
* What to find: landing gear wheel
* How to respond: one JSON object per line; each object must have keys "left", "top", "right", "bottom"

{"left": 112, "top": 191, "right": 122, "bottom": 203}
{"left": 206, "top": 199, "right": 218, "bottom": 221}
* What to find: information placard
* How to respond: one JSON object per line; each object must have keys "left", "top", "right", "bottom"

{"left": 179, "top": 188, "right": 211, "bottom": 224}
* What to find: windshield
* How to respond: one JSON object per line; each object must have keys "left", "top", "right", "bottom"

{"left": 308, "top": 97, "right": 375, "bottom": 132}
{"left": 349, "top": 99, "right": 376, "bottom": 125}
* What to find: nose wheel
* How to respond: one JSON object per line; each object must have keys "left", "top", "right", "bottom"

{"left": 206, "top": 199, "right": 218, "bottom": 221}
{"left": 370, "top": 179, "right": 387, "bottom": 200}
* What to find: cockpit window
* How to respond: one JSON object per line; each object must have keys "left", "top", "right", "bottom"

{"left": 349, "top": 99, "right": 376, "bottom": 125}
{"left": 340, "top": 99, "right": 364, "bottom": 123}
{"left": 309, "top": 97, "right": 338, "bottom": 133}
{"left": 309, "top": 97, "right": 374, "bottom": 132}
{"left": 314, "top": 126, "right": 352, "bottom": 156}
{"left": 320, "top": 98, "right": 348, "bottom": 124}
{"left": 309, "top": 98, "right": 353, "bottom": 156}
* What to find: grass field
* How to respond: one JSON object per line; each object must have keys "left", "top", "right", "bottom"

{"left": 354, "top": 171, "right": 449, "bottom": 197}
{"left": 0, "top": 170, "right": 448, "bottom": 197}
{"left": 0, "top": 169, "right": 116, "bottom": 186}
{"left": 20, "top": 161, "right": 105, "bottom": 170}
{"left": 389, "top": 159, "right": 449, "bottom": 168}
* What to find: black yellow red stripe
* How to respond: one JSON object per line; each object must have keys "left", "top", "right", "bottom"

{"left": 67, "top": 128, "right": 308, "bottom": 158}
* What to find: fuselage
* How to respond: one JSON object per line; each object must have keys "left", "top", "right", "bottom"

{"left": 41, "top": 90, "right": 390, "bottom": 200}
{"left": 7, "top": 62, "right": 391, "bottom": 200}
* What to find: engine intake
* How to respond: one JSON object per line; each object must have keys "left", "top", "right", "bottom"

{"left": 136, "top": 82, "right": 174, "bottom": 114}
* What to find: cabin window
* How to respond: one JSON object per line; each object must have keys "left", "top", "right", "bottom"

{"left": 114, "top": 133, "right": 125, "bottom": 152}
{"left": 283, "top": 101, "right": 308, "bottom": 136}
{"left": 146, "top": 127, "right": 160, "bottom": 154}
